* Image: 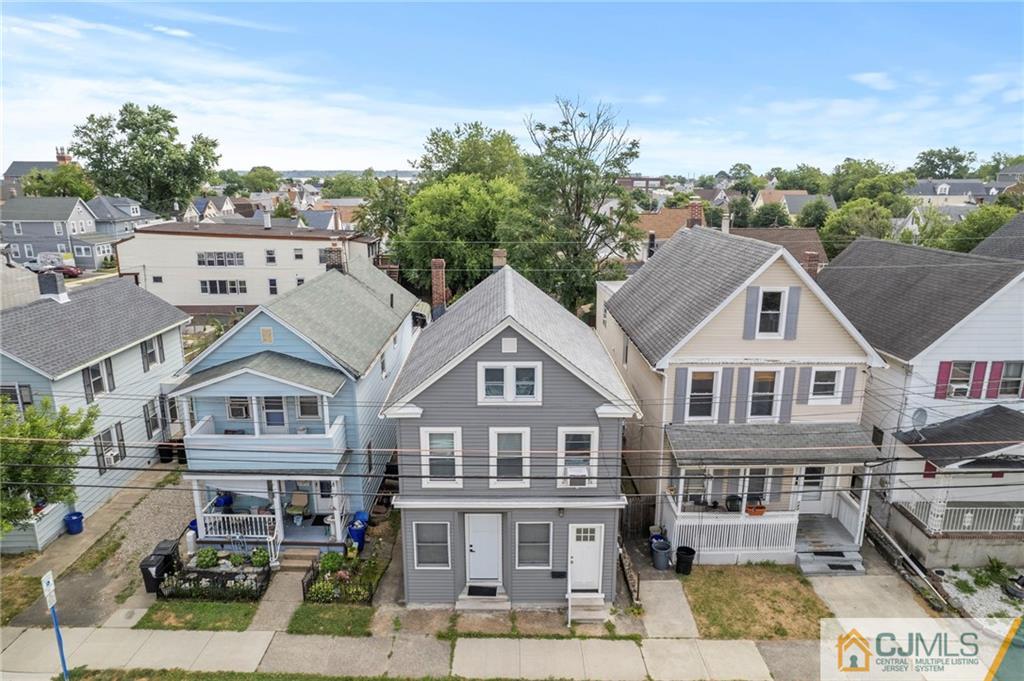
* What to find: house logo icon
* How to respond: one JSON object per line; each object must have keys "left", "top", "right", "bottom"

{"left": 836, "top": 628, "right": 872, "bottom": 672}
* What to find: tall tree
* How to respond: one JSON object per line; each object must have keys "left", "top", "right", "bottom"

{"left": 819, "top": 198, "right": 894, "bottom": 257}
{"left": 321, "top": 169, "right": 376, "bottom": 198}
{"left": 930, "top": 204, "right": 1018, "bottom": 252}
{"left": 703, "top": 202, "right": 723, "bottom": 228}
{"left": 271, "top": 200, "right": 294, "bottom": 218}
{"left": 795, "top": 198, "right": 833, "bottom": 229}
{"left": 665, "top": 191, "right": 694, "bottom": 208}
{"left": 1, "top": 398, "right": 98, "bottom": 534}
{"left": 910, "top": 147, "right": 977, "bottom": 179}
{"left": 21, "top": 164, "right": 97, "bottom": 201}
{"left": 728, "top": 162, "right": 754, "bottom": 178}
{"left": 774, "top": 164, "right": 830, "bottom": 195}
{"left": 217, "top": 169, "right": 246, "bottom": 196}
{"left": 851, "top": 171, "right": 916, "bottom": 217}
{"left": 897, "top": 206, "right": 951, "bottom": 245}
{"left": 973, "top": 152, "right": 1024, "bottom": 181}
{"left": 244, "top": 166, "right": 280, "bottom": 193}
{"left": 353, "top": 176, "right": 409, "bottom": 238}
{"left": 727, "top": 196, "right": 753, "bottom": 227}
{"left": 631, "top": 188, "right": 658, "bottom": 212}
{"left": 829, "top": 158, "right": 892, "bottom": 204}
{"left": 695, "top": 174, "right": 716, "bottom": 189}
{"left": 731, "top": 174, "right": 766, "bottom": 198}
{"left": 70, "top": 103, "right": 219, "bottom": 214}
{"left": 414, "top": 122, "right": 525, "bottom": 186}
{"left": 522, "top": 98, "right": 642, "bottom": 311}
{"left": 751, "top": 203, "right": 791, "bottom": 227}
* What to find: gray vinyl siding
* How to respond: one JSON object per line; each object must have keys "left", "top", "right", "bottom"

{"left": 1, "top": 201, "right": 96, "bottom": 266}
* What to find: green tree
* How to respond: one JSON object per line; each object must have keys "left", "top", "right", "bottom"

{"left": 271, "top": 200, "right": 294, "bottom": 218}
{"left": 391, "top": 174, "right": 528, "bottom": 294}
{"left": 851, "top": 171, "right": 916, "bottom": 217}
{"left": 70, "top": 103, "right": 219, "bottom": 214}
{"left": 732, "top": 174, "right": 766, "bottom": 198}
{"left": 729, "top": 162, "right": 754, "bottom": 178}
{"left": 973, "top": 152, "right": 1024, "bottom": 181}
{"left": 910, "top": 147, "right": 977, "bottom": 179}
{"left": 898, "top": 206, "right": 951, "bottom": 246}
{"left": 21, "top": 164, "right": 97, "bottom": 201}
{"left": 774, "top": 164, "right": 830, "bottom": 195}
{"left": 244, "top": 166, "right": 280, "bottom": 193}
{"left": 820, "top": 198, "right": 894, "bottom": 257}
{"left": 217, "top": 169, "right": 246, "bottom": 196}
{"left": 1, "top": 398, "right": 98, "bottom": 534}
{"left": 522, "top": 98, "right": 642, "bottom": 311}
{"left": 995, "top": 191, "right": 1024, "bottom": 211}
{"left": 665, "top": 191, "right": 693, "bottom": 208}
{"left": 631, "top": 188, "right": 658, "bottom": 212}
{"left": 751, "top": 203, "right": 791, "bottom": 227}
{"left": 703, "top": 202, "right": 723, "bottom": 228}
{"left": 414, "top": 122, "right": 525, "bottom": 186}
{"left": 796, "top": 198, "right": 833, "bottom": 229}
{"left": 933, "top": 204, "right": 1018, "bottom": 252}
{"left": 727, "top": 196, "right": 753, "bottom": 228}
{"left": 321, "top": 169, "right": 376, "bottom": 198}
{"left": 695, "top": 174, "right": 716, "bottom": 189}
{"left": 353, "top": 176, "right": 409, "bottom": 238}
{"left": 829, "top": 158, "right": 892, "bottom": 204}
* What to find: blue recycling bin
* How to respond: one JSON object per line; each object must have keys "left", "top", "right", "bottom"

{"left": 64, "top": 512, "right": 84, "bottom": 535}
{"left": 347, "top": 519, "right": 367, "bottom": 551}
{"left": 188, "top": 518, "right": 198, "bottom": 534}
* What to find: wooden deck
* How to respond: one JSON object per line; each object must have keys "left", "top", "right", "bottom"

{"left": 795, "top": 514, "right": 858, "bottom": 553}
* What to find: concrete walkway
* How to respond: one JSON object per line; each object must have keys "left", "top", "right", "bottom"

{"left": 249, "top": 571, "right": 304, "bottom": 631}
{"left": 640, "top": 580, "right": 700, "bottom": 638}
{"left": 810, "top": 575, "right": 931, "bottom": 619}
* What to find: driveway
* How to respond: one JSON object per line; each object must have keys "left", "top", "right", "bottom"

{"left": 809, "top": 575, "right": 931, "bottom": 619}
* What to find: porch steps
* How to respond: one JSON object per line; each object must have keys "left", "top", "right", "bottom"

{"left": 796, "top": 550, "right": 865, "bottom": 576}
{"left": 568, "top": 593, "right": 610, "bottom": 623}
{"left": 278, "top": 547, "right": 320, "bottom": 572}
{"left": 455, "top": 586, "right": 511, "bottom": 611}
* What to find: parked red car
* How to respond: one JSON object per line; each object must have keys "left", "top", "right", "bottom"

{"left": 49, "top": 264, "right": 83, "bottom": 278}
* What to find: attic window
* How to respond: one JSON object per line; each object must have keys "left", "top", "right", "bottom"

{"left": 260, "top": 327, "right": 274, "bottom": 344}
{"left": 501, "top": 337, "right": 518, "bottom": 354}
{"left": 130, "top": 205, "right": 140, "bottom": 216}
{"left": 937, "top": 184, "right": 950, "bottom": 196}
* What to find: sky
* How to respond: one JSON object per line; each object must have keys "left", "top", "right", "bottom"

{"left": 2, "top": 2, "right": 1023, "bottom": 175}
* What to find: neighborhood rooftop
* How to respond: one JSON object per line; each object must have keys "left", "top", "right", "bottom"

{"left": 666, "top": 422, "right": 880, "bottom": 466}
{"left": 971, "top": 212, "right": 1024, "bottom": 261}
{"left": 728, "top": 227, "right": 827, "bottom": 265}
{"left": 895, "top": 406, "right": 1024, "bottom": 468}
{"left": 135, "top": 220, "right": 376, "bottom": 242}
{"left": 816, "top": 237, "right": 1024, "bottom": 361}
{"left": 0, "top": 196, "right": 86, "bottom": 221}
{"left": 174, "top": 350, "right": 346, "bottom": 395}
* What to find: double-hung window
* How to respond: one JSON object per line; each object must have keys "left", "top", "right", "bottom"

{"left": 489, "top": 427, "right": 530, "bottom": 488}
{"left": 265, "top": 249, "right": 276, "bottom": 264}
{"left": 413, "top": 522, "right": 450, "bottom": 569}
{"left": 749, "top": 370, "right": 779, "bottom": 419}
{"left": 756, "top": 288, "right": 786, "bottom": 338}
{"left": 227, "top": 396, "right": 251, "bottom": 420}
{"left": 744, "top": 467, "right": 783, "bottom": 504}
{"left": 297, "top": 396, "right": 321, "bottom": 419}
{"left": 998, "top": 362, "right": 1024, "bottom": 397}
{"left": 687, "top": 371, "right": 717, "bottom": 420}
{"left": 476, "top": 362, "right": 542, "bottom": 404}
{"left": 54, "top": 221, "right": 64, "bottom": 235}
{"left": 293, "top": 248, "right": 304, "bottom": 260}
{"left": 0, "top": 384, "right": 34, "bottom": 413}
{"left": 810, "top": 367, "right": 842, "bottom": 403}
{"left": 268, "top": 278, "right": 278, "bottom": 295}
{"left": 140, "top": 336, "right": 164, "bottom": 372}
{"left": 94, "top": 423, "right": 126, "bottom": 475}
{"left": 420, "top": 427, "right": 462, "bottom": 488}
{"left": 143, "top": 398, "right": 160, "bottom": 439}
{"left": 515, "top": 522, "right": 552, "bottom": 569}
{"left": 12, "top": 222, "right": 22, "bottom": 235}
{"left": 82, "top": 362, "right": 107, "bottom": 403}
{"left": 947, "top": 361, "right": 973, "bottom": 398}
{"left": 557, "top": 427, "right": 599, "bottom": 488}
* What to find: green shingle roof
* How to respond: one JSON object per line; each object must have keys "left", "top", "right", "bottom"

{"left": 172, "top": 351, "right": 345, "bottom": 395}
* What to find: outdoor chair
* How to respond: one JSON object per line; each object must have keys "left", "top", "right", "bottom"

{"left": 285, "top": 492, "right": 309, "bottom": 526}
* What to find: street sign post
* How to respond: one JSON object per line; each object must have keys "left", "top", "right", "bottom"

{"left": 40, "top": 571, "right": 69, "bottom": 681}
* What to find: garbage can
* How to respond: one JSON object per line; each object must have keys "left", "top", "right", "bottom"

{"left": 152, "top": 539, "right": 181, "bottom": 573}
{"left": 157, "top": 443, "right": 175, "bottom": 463}
{"left": 347, "top": 519, "right": 367, "bottom": 551}
{"left": 64, "top": 512, "right": 84, "bottom": 535}
{"left": 651, "top": 540, "right": 671, "bottom": 570}
{"left": 675, "top": 546, "right": 696, "bottom": 575}
{"left": 648, "top": 533, "right": 665, "bottom": 558}
{"left": 188, "top": 518, "right": 198, "bottom": 535}
{"left": 139, "top": 554, "right": 166, "bottom": 594}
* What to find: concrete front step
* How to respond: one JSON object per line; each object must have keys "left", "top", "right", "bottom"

{"left": 455, "top": 586, "right": 511, "bottom": 611}
{"left": 797, "top": 551, "right": 865, "bottom": 576}
{"left": 277, "top": 548, "right": 320, "bottom": 572}
{"left": 570, "top": 604, "right": 611, "bottom": 623}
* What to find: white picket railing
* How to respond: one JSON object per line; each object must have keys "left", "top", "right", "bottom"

{"left": 202, "top": 511, "right": 276, "bottom": 539}
{"left": 835, "top": 492, "right": 861, "bottom": 542}
{"left": 893, "top": 488, "right": 1024, "bottom": 535}
{"left": 661, "top": 494, "right": 799, "bottom": 555}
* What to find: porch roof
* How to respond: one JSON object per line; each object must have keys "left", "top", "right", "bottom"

{"left": 895, "top": 405, "right": 1024, "bottom": 469}
{"left": 171, "top": 351, "right": 345, "bottom": 396}
{"left": 666, "top": 422, "right": 880, "bottom": 466}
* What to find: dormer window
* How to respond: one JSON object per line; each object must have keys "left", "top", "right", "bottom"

{"left": 130, "top": 205, "right": 140, "bottom": 216}
{"left": 756, "top": 288, "right": 787, "bottom": 338}
{"left": 937, "top": 183, "right": 950, "bottom": 196}
{"left": 477, "top": 362, "right": 542, "bottom": 404}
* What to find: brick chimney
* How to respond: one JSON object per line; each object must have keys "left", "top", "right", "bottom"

{"left": 721, "top": 212, "right": 731, "bottom": 235}
{"left": 803, "top": 250, "right": 820, "bottom": 277}
{"left": 430, "top": 258, "right": 447, "bottom": 320}
{"left": 492, "top": 248, "right": 507, "bottom": 273}
{"left": 647, "top": 231, "right": 657, "bottom": 259}
{"left": 55, "top": 146, "right": 72, "bottom": 165}
{"left": 687, "top": 200, "right": 704, "bottom": 228}
{"left": 323, "top": 242, "right": 348, "bottom": 274}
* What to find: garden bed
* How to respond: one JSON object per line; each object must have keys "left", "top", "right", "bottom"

{"left": 939, "top": 559, "right": 1024, "bottom": 619}
{"left": 160, "top": 546, "right": 271, "bottom": 601}
{"left": 301, "top": 515, "right": 397, "bottom": 604}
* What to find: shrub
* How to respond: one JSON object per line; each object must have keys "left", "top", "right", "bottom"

{"left": 954, "top": 578, "right": 977, "bottom": 595}
{"left": 319, "top": 551, "right": 344, "bottom": 573}
{"left": 229, "top": 553, "right": 245, "bottom": 567}
{"left": 195, "top": 548, "right": 219, "bottom": 569}
{"left": 250, "top": 547, "right": 270, "bottom": 568}
{"left": 306, "top": 579, "right": 337, "bottom": 604}
{"left": 340, "top": 581, "right": 371, "bottom": 603}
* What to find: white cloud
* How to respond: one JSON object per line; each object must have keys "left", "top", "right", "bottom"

{"left": 849, "top": 72, "right": 897, "bottom": 91}
{"left": 117, "top": 4, "right": 294, "bottom": 33}
{"left": 150, "top": 25, "right": 193, "bottom": 39}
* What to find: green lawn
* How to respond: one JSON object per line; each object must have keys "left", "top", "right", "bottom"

{"left": 134, "top": 600, "right": 258, "bottom": 631}
{"left": 287, "top": 603, "right": 375, "bottom": 637}
{"left": 0, "top": 553, "right": 41, "bottom": 625}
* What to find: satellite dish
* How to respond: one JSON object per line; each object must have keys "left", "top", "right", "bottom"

{"left": 911, "top": 408, "right": 928, "bottom": 431}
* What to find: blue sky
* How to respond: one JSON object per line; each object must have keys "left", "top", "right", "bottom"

{"left": 3, "top": 2, "right": 1022, "bottom": 174}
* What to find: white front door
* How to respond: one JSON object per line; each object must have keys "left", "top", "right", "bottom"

{"left": 466, "top": 514, "right": 501, "bottom": 582}
{"left": 569, "top": 524, "right": 603, "bottom": 593}
{"left": 261, "top": 397, "right": 288, "bottom": 433}
{"left": 799, "top": 466, "right": 833, "bottom": 514}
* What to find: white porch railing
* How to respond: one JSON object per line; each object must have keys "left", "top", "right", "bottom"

{"left": 661, "top": 494, "right": 799, "bottom": 556}
{"left": 835, "top": 492, "right": 861, "bottom": 542}
{"left": 199, "top": 497, "right": 280, "bottom": 563}
{"left": 893, "top": 484, "right": 1024, "bottom": 534}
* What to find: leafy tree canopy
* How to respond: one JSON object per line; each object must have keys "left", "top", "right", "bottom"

{"left": 729, "top": 162, "right": 754, "bottom": 178}
{"left": 321, "top": 169, "right": 376, "bottom": 198}
{"left": 695, "top": 174, "right": 716, "bottom": 189}
{"left": 909, "top": 146, "right": 976, "bottom": 179}
{"left": 665, "top": 191, "right": 694, "bottom": 209}
{"left": 217, "top": 169, "right": 246, "bottom": 196}
{"left": 703, "top": 202, "right": 723, "bottom": 228}
{"left": 773, "top": 164, "right": 830, "bottom": 195}
{"left": 354, "top": 176, "right": 410, "bottom": 239}
{"left": 973, "top": 152, "right": 1024, "bottom": 181}
{"left": 795, "top": 198, "right": 833, "bottom": 229}
{"left": 926, "top": 204, "right": 1018, "bottom": 253}
{"left": 732, "top": 174, "right": 766, "bottom": 198}
{"left": 631, "top": 188, "right": 658, "bottom": 212}
{"left": 829, "top": 158, "right": 893, "bottom": 204}
{"left": 21, "top": 164, "right": 97, "bottom": 201}
{"left": 727, "top": 196, "right": 753, "bottom": 228}
{"left": 271, "top": 200, "right": 294, "bottom": 218}
{"left": 751, "top": 202, "right": 791, "bottom": 227}
{"left": 414, "top": 122, "right": 525, "bottom": 186}
{"left": 244, "top": 166, "right": 280, "bottom": 193}
{"left": 851, "top": 171, "right": 916, "bottom": 217}
{"left": 819, "top": 197, "right": 894, "bottom": 257}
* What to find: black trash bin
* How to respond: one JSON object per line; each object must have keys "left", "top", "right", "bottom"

{"left": 152, "top": 539, "right": 181, "bottom": 573}
{"left": 157, "top": 443, "right": 175, "bottom": 463}
{"left": 139, "top": 554, "right": 167, "bottom": 594}
{"left": 675, "top": 546, "right": 696, "bottom": 575}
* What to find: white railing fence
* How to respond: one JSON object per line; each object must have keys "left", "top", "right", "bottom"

{"left": 661, "top": 494, "right": 798, "bottom": 556}
{"left": 202, "top": 512, "right": 276, "bottom": 540}
{"left": 893, "top": 483, "right": 1024, "bottom": 534}
{"left": 835, "top": 492, "right": 861, "bottom": 541}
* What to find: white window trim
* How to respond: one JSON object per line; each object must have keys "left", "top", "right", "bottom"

{"left": 685, "top": 368, "right": 720, "bottom": 422}
{"left": 226, "top": 396, "right": 251, "bottom": 420}
{"left": 412, "top": 521, "right": 451, "bottom": 570}
{"left": 23, "top": 244, "right": 33, "bottom": 257}
{"left": 489, "top": 426, "right": 531, "bottom": 489}
{"left": 261, "top": 396, "right": 289, "bottom": 429}
{"left": 12, "top": 222, "right": 22, "bottom": 235}
{"left": 809, "top": 366, "right": 844, "bottom": 405}
{"left": 54, "top": 222, "right": 64, "bottom": 235}
{"left": 296, "top": 396, "right": 322, "bottom": 420}
{"left": 747, "top": 367, "right": 783, "bottom": 422}
{"left": 420, "top": 427, "right": 463, "bottom": 489}
{"left": 755, "top": 287, "right": 788, "bottom": 339}
{"left": 476, "top": 361, "right": 543, "bottom": 405}
{"left": 996, "top": 361, "right": 1024, "bottom": 398}
{"left": 515, "top": 521, "right": 553, "bottom": 570}
{"left": 556, "top": 426, "right": 600, "bottom": 489}
{"left": 9, "top": 243, "right": 20, "bottom": 258}
{"left": 947, "top": 361, "right": 974, "bottom": 399}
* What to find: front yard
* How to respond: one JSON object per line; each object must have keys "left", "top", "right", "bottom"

{"left": 287, "top": 603, "right": 375, "bottom": 636}
{"left": 0, "top": 553, "right": 41, "bottom": 624}
{"left": 135, "top": 599, "right": 259, "bottom": 631}
{"left": 681, "top": 563, "right": 833, "bottom": 639}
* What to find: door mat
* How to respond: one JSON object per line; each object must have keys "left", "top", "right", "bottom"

{"left": 467, "top": 585, "right": 498, "bottom": 597}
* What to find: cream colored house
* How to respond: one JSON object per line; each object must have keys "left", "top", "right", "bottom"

{"left": 596, "top": 227, "right": 884, "bottom": 573}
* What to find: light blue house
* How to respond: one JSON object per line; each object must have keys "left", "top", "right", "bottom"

{"left": 171, "top": 253, "right": 419, "bottom": 562}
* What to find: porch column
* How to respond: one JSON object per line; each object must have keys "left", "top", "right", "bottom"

{"left": 322, "top": 396, "right": 330, "bottom": 432}
{"left": 191, "top": 480, "right": 206, "bottom": 539}
{"left": 331, "top": 479, "right": 344, "bottom": 542}
{"left": 178, "top": 397, "right": 192, "bottom": 431}
{"left": 272, "top": 480, "right": 285, "bottom": 541}
{"left": 926, "top": 493, "right": 947, "bottom": 534}
{"left": 855, "top": 469, "right": 872, "bottom": 544}
{"left": 675, "top": 472, "right": 684, "bottom": 510}
{"left": 739, "top": 467, "right": 749, "bottom": 517}
{"left": 251, "top": 396, "right": 261, "bottom": 436}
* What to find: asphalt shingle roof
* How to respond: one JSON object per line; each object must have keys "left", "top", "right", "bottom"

{"left": 299, "top": 210, "right": 335, "bottom": 230}
{"left": 0, "top": 277, "right": 189, "bottom": 378}
{"left": 386, "top": 266, "right": 636, "bottom": 410}
{"left": 728, "top": 228, "right": 828, "bottom": 265}
{"left": 906, "top": 179, "right": 1009, "bottom": 196}
{"left": 666, "top": 422, "right": 880, "bottom": 465}
{"left": 816, "top": 238, "right": 1024, "bottom": 361}
{"left": 264, "top": 260, "right": 418, "bottom": 377}
{"left": 606, "top": 227, "right": 781, "bottom": 366}
{"left": 4, "top": 161, "right": 59, "bottom": 178}
{"left": 0, "top": 197, "right": 86, "bottom": 222}
{"left": 971, "top": 212, "right": 1024, "bottom": 261}
{"left": 895, "top": 406, "right": 1024, "bottom": 468}
{"left": 782, "top": 194, "right": 836, "bottom": 214}
{"left": 87, "top": 196, "right": 156, "bottom": 222}
{"left": 173, "top": 350, "right": 345, "bottom": 395}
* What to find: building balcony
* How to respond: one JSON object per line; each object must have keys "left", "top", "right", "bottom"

{"left": 183, "top": 414, "right": 347, "bottom": 471}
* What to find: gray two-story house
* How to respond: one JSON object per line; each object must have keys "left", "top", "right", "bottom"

{"left": 0, "top": 273, "right": 190, "bottom": 552}
{"left": 382, "top": 256, "right": 639, "bottom": 617}
{"left": 79, "top": 196, "right": 161, "bottom": 268}
{"left": 0, "top": 197, "right": 100, "bottom": 269}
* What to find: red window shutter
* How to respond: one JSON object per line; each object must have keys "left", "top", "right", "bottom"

{"left": 986, "top": 362, "right": 1004, "bottom": 399}
{"left": 923, "top": 461, "right": 937, "bottom": 479}
{"left": 934, "top": 362, "right": 952, "bottom": 399}
{"left": 969, "top": 362, "right": 988, "bottom": 399}
{"left": 992, "top": 471, "right": 1004, "bottom": 479}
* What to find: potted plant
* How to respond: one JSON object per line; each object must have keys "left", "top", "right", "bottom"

{"left": 745, "top": 503, "right": 767, "bottom": 516}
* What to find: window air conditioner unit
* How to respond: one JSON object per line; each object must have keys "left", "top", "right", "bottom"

{"left": 103, "top": 452, "right": 117, "bottom": 468}
{"left": 566, "top": 465, "right": 589, "bottom": 487}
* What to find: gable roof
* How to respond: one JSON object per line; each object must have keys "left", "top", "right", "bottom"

{"left": 299, "top": 209, "right": 335, "bottom": 230}
{"left": 209, "top": 196, "right": 232, "bottom": 210}
{"left": 1000, "top": 163, "right": 1024, "bottom": 174}
{"left": 261, "top": 260, "right": 418, "bottom": 377}
{"left": 384, "top": 266, "right": 636, "bottom": 412}
{"left": 906, "top": 179, "right": 1010, "bottom": 197}
{"left": 607, "top": 227, "right": 780, "bottom": 366}
{"left": 728, "top": 228, "right": 828, "bottom": 265}
{"left": 755, "top": 189, "right": 807, "bottom": 205}
{"left": 635, "top": 207, "right": 691, "bottom": 240}
{"left": 87, "top": 195, "right": 157, "bottom": 222}
{"left": 667, "top": 422, "right": 880, "bottom": 466}
{"left": 172, "top": 350, "right": 345, "bottom": 396}
{"left": 895, "top": 406, "right": 1024, "bottom": 469}
{"left": 971, "top": 212, "right": 1024, "bottom": 261}
{"left": 817, "top": 238, "right": 1024, "bottom": 361}
{"left": 782, "top": 194, "right": 836, "bottom": 214}
{"left": 0, "top": 196, "right": 89, "bottom": 222}
{"left": 0, "top": 277, "right": 189, "bottom": 379}
{"left": 4, "top": 161, "right": 59, "bottom": 178}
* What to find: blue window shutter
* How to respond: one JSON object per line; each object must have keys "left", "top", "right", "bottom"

{"left": 672, "top": 367, "right": 688, "bottom": 423}
{"left": 742, "top": 287, "right": 760, "bottom": 340}
{"left": 784, "top": 287, "right": 801, "bottom": 340}
{"left": 796, "top": 367, "right": 812, "bottom": 404}
{"left": 718, "top": 367, "right": 734, "bottom": 424}
{"left": 734, "top": 367, "right": 751, "bottom": 424}
{"left": 841, "top": 367, "right": 857, "bottom": 405}
{"left": 779, "top": 367, "right": 796, "bottom": 424}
